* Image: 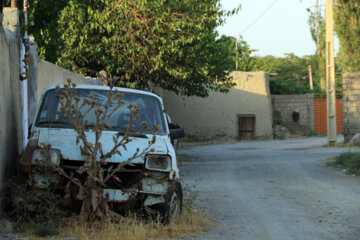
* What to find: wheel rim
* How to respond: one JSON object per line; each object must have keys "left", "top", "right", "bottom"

{"left": 169, "top": 191, "right": 180, "bottom": 219}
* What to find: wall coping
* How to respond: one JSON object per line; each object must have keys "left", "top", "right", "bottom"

{"left": 343, "top": 72, "right": 360, "bottom": 80}
{"left": 2, "top": 7, "right": 18, "bottom": 32}
{"left": 272, "top": 93, "right": 314, "bottom": 98}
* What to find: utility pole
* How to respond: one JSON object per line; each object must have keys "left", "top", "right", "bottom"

{"left": 308, "top": 65, "right": 313, "bottom": 90}
{"left": 315, "top": 0, "right": 326, "bottom": 90}
{"left": 326, "top": 0, "right": 336, "bottom": 146}
{"left": 315, "top": 0, "right": 320, "bottom": 56}
{"left": 235, "top": 38, "right": 239, "bottom": 71}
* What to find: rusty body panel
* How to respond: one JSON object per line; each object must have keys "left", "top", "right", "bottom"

{"left": 20, "top": 134, "right": 38, "bottom": 173}
{"left": 29, "top": 160, "right": 174, "bottom": 209}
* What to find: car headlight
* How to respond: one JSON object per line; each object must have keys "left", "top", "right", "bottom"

{"left": 145, "top": 155, "right": 171, "bottom": 171}
{"left": 31, "top": 149, "right": 61, "bottom": 166}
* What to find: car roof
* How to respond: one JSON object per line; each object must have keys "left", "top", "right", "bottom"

{"left": 42, "top": 85, "right": 163, "bottom": 103}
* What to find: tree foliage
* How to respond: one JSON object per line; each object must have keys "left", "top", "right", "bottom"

{"left": 28, "top": 0, "right": 68, "bottom": 63}
{"left": 215, "top": 35, "right": 256, "bottom": 72}
{"left": 334, "top": 0, "right": 360, "bottom": 72}
{"left": 251, "top": 54, "right": 323, "bottom": 94}
{"left": 307, "top": 9, "right": 326, "bottom": 89}
{"left": 306, "top": 7, "right": 343, "bottom": 93}
{"left": 56, "top": 0, "right": 239, "bottom": 97}
{"left": 6, "top": 0, "right": 240, "bottom": 97}
{"left": 3, "top": 0, "right": 67, "bottom": 62}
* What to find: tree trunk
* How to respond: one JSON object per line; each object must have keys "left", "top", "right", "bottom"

{"left": 320, "top": 76, "right": 326, "bottom": 90}
{"left": 80, "top": 176, "right": 110, "bottom": 222}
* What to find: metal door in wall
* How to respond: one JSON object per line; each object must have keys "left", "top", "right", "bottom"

{"left": 238, "top": 115, "right": 255, "bottom": 140}
{"left": 313, "top": 94, "right": 343, "bottom": 135}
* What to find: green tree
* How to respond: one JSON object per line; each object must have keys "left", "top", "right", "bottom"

{"left": 334, "top": 0, "right": 360, "bottom": 72}
{"left": 307, "top": 8, "right": 343, "bottom": 93}
{"left": 236, "top": 36, "right": 256, "bottom": 71}
{"left": 252, "top": 54, "right": 323, "bottom": 94}
{"left": 56, "top": 0, "right": 239, "bottom": 97}
{"left": 307, "top": 9, "right": 326, "bottom": 89}
{"left": 215, "top": 35, "right": 256, "bottom": 72}
{"left": 28, "top": 0, "right": 68, "bottom": 62}
{"left": 3, "top": 0, "right": 68, "bottom": 62}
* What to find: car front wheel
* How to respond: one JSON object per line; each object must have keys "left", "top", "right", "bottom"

{"left": 152, "top": 180, "right": 183, "bottom": 224}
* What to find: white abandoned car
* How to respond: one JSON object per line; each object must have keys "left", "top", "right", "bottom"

{"left": 20, "top": 85, "right": 185, "bottom": 222}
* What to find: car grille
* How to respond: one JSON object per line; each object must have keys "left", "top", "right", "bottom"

{"left": 61, "top": 160, "right": 143, "bottom": 189}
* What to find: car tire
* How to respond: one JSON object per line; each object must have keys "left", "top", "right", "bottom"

{"left": 152, "top": 180, "right": 183, "bottom": 224}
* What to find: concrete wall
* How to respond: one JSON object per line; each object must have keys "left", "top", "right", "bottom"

{"left": 30, "top": 59, "right": 102, "bottom": 123}
{"left": 0, "top": 8, "right": 102, "bottom": 188}
{"left": 27, "top": 43, "right": 38, "bottom": 126}
{"left": 272, "top": 94, "right": 314, "bottom": 133}
{"left": 36, "top": 59, "right": 101, "bottom": 104}
{"left": 342, "top": 72, "right": 360, "bottom": 142}
{"left": 0, "top": 8, "right": 22, "bottom": 186}
{"left": 30, "top": 59, "right": 101, "bottom": 122}
{"left": 156, "top": 71, "right": 273, "bottom": 140}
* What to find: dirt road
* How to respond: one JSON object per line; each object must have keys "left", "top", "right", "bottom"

{"left": 179, "top": 137, "right": 360, "bottom": 240}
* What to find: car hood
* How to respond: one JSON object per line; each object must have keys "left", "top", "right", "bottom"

{"left": 37, "top": 128, "right": 169, "bottom": 164}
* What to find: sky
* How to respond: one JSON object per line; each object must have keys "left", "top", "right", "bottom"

{"left": 218, "top": 0, "right": 338, "bottom": 57}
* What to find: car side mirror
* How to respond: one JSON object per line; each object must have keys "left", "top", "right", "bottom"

{"left": 169, "top": 123, "right": 185, "bottom": 139}
{"left": 168, "top": 123, "right": 180, "bottom": 129}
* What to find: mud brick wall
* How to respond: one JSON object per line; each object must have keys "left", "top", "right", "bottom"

{"left": 154, "top": 71, "right": 273, "bottom": 140}
{"left": 271, "top": 94, "right": 314, "bottom": 131}
{"left": 342, "top": 72, "right": 360, "bottom": 143}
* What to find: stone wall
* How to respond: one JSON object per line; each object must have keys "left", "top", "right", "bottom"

{"left": 342, "top": 72, "right": 360, "bottom": 142}
{"left": 155, "top": 71, "right": 273, "bottom": 140}
{"left": 272, "top": 94, "right": 314, "bottom": 133}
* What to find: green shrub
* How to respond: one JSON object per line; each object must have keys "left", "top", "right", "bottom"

{"left": 327, "top": 152, "right": 360, "bottom": 175}
{"left": 33, "top": 223, "right": 59, "bottom": 237}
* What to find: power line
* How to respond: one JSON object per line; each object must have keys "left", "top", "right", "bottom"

{"left": 240, "top": 0, "right": 277, "bottom": 34}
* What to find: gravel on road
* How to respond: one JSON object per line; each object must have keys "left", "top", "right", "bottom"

{"left": 179, "top": 137, "right": 360, "bottom": 240}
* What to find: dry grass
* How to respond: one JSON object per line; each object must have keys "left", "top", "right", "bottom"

{"left": 21, "top": 205, "right": 213, "bottom": 240}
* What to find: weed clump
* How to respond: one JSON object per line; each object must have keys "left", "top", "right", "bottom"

{"left": 20, "top": 204, "right": 212, "bottom": 240}
{"left": 327, "top": 152, "right": 360, "bottom": 175}
{"left": 33, "top": 223, "right": 59, "bottom": 237}
{"left": 1, "top": 181, "right": 71, "bottom": 236}
{"left": 7, "top": 182, "right": 212, "bottom": 239}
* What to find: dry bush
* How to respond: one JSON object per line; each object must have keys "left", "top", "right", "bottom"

{"left": 51, "top": 79, "right": 158, "bottom": 222}
{"left": 20, "top": 183, "right": 213, "bottom": 239}
{"left": 1, "top": 180, "right": 71, "bottom": 233}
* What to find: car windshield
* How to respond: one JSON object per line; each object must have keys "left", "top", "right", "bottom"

{"left": 35, "top": 88, "right": 166, "bottom": 135}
